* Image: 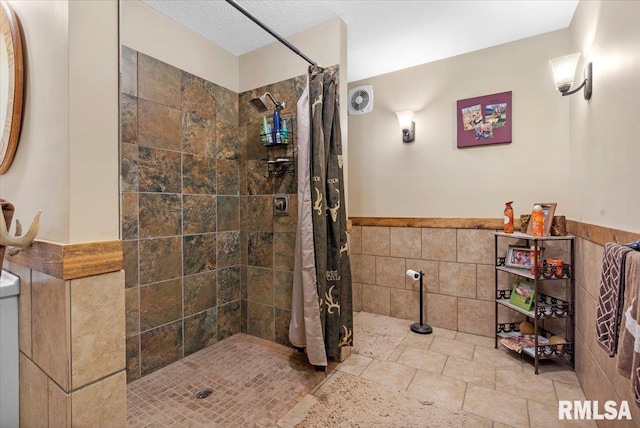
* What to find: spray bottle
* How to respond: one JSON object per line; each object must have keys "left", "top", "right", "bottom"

{"left": 503, "top": 201, "right": 514, "bottom": 233}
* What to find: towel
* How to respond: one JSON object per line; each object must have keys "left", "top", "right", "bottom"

{"left": 618, "top": 251, "right": 640, "bottom": 406}
{"left": 596, "top": 243, "right": 633, "bottom": 356}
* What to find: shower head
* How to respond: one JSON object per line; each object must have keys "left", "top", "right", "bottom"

{"left": 250, "top": 92, "right": 285, "bottom": 112}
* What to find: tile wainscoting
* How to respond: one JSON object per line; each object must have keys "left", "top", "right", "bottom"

{"left": 4, "top": 240, "right": 126, "bottom": 427}
{"left": 570, "top": 221, "right": 640, "bottom": 427}
{"left": 349, "top": 219, "right": 522, "bottom": 338}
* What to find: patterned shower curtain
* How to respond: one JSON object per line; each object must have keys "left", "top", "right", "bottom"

{"left": 308, "top": 66, "right": 353, "bottom": 361}
{"left": 289, "top": 66, "right": 353, "bottom": 366}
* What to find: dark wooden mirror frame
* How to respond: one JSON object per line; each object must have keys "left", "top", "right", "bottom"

{"left": 0, "top": 0, "right": 24, "bottom": 174}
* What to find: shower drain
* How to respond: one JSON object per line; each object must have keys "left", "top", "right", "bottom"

{"left": 194, "top": 388, "right": 213, "bottom": 399}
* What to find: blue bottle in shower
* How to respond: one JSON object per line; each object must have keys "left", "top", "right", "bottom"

{"left": 273, "top": 109, "right": 282, "bottom": 144}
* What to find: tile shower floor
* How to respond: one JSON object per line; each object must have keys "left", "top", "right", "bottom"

{"left": 127, "top": 319, "right": 595, "bottom": 428}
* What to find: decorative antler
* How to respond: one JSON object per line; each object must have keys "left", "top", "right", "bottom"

{"left": 324, "top": 285, "right": 340, "bottom": 315}
{"left": 1, "top": 209, "right": 41, "bottom": 251}
{"left": 328, "top": 189, "right": 340, "bottom": 223}
{"left": 313, "top": 187, "right": 323, "bottom": 216}
{"left": 338, "top": 325, "right": 352, "bottom": 347}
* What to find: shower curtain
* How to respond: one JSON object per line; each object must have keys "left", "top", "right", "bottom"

{"left": 289, "top": 66, "right": 353, "bottom": 366}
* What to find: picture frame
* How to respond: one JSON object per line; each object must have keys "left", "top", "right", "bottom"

{"left": 456, "top": 91, "right": 512, "bottom": 148}
{"left": 509, "top": 280, "right": 536, "bottom": 311}
{"left": 505, "top": 245, "right": 533, "bottom": 270}
{"left": 526, "top": 202, "right": 557, "bottom": 236}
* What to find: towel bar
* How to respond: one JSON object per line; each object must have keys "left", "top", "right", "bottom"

{"left": 624, "top": 240, "right": 640, "bottom": 251}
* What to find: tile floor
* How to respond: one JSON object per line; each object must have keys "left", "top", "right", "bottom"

{"left": 127, "top": 315, "right": 595, "bottom": 427}
{"left": 127, "top": 333, "right": 326, "bottom": 427}
{"left": 281, "top": 326, "right": 596, "bottom": 428}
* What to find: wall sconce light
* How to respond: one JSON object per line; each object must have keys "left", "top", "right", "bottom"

{"left": 396, "top": 110, "right": 415, "bottom": 143}
{"left": 548, "top": 53, "right": 592, "bottom": 100}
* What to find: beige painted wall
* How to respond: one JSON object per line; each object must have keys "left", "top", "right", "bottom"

{"left": 238, "top": 18, "right": 344, "bottom": 93}
{"left": 568, "top": 0, "right": 639, "bottom": 234}
{"left": 120, "top": 0, "right": 239, "bottom": 92}
{"left": 347, "top": 30, "right": 572, "bottom": 219}
{"left": 0, "top": 0, "right": 119, "bottom": 244}
{"left": 1, "top": 0, "right": 70, "bottom": 243}
{"left": 68, "top": 0, "right": 119, "bottom": 243}
{"left": 2, "top": 0, "right": 120, "bottom": 244}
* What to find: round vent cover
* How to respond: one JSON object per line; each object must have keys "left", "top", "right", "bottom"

{"left": 348, "top": 85, "right": 374, "bottom": 115}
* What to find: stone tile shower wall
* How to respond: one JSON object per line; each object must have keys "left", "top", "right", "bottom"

{"left": 238, "top": 75, "right": 307, "bottom": 347}
{"left": 120, "top": 47, "right": 242, "bottom": 381}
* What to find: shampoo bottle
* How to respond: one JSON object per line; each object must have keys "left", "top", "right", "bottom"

{"left": 503, "top": 201, "right": 514, "bottom": 233}
{"left": 266, "top": 123, "right": 273, "bottom": 145}
{"left": 273, "top": 109, "right": 282, "bottom": 144}
{"left": 281, "top": 118, "right": 289, "bottom": 144}
{"left": 259, "top": 116, "right": 268, "bottom": 145}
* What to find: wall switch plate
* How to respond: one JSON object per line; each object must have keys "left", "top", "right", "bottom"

{"left": 274, "top": 194, "right": 289, "bottom": 216}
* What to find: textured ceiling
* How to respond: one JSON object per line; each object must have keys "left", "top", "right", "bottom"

{"left": 141, "top": 0, "right": 579, "bottom": 82}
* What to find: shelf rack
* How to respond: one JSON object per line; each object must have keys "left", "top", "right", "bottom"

{"left": 494, "top": 231, "right": 575, "bottom": 374}
{"left": 259, "top": 114, "right": 296, "bottom": 176}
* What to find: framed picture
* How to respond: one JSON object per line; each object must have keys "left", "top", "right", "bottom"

{"left": 509, "top": 280, "right": 535, "bottom": 311}
{"left": 506, "top": 245, "right": 532, "bottom": 270}
{"left": 526, "top": 202, "right": 557, "bottom": 236}
{"left": 457, "top": 91, "right": 512, "bottom": 148}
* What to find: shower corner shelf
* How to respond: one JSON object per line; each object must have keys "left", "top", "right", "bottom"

{"left": 262, "top": 146, "right": 296, "bottom": 176}
{"left": 258, "top": 116, "right": 296, "bottom": 176}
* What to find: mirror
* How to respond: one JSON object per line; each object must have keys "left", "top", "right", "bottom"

{"left": 0, "top": 0, "right": 24, "bottom": 174}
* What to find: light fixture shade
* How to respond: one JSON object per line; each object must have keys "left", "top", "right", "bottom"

{"left": 549, "top": 53, "right": 581, "bottom": 93}
{"left": 396, "top": 111, "right": 414, "bottom": 129}
{"left": 395, "top": 110, "right": 415, "bottom": 143}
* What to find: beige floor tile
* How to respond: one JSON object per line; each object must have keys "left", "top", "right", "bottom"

{"left": 463, "top": 412, "right": 493, "bottom": 428}
{"left": 406, "top": 370, "right": 467, "bottom": 410}
{"left": 360, "top": 359, "right": 417, "bottom": 391}
{"left": 399, "top": 333, "right": 435, "bottom": 350}
{"left": 493, "top": 423, "right": 515, "bottom": 428}
{"left": 430, "top": 326, "right": 458, "bottom": 339}
{"left": 495, "top": 367, "right": 557, "bottom": 406}
{"left": 538, "top": 363, "right": 581, "bottom": 386}
{"left": 276, "top": 394, "right": 318, "bottom": 427}
{"left": 396, "top": 346, "right": 447, "bottom": 374}
{"left": 528, "top": 399, "right": 598, "bottom": 428}
{"left": 473, "top": 344, "right": 524, "bottom": 372}
{"left": 335, "top": 354, "right": 373, "bottom": 376}
{"left": 386, "top": 344, "right": 405, "bottom": 362}
{"left": 554, "top": 381, "right": 587, "bottom": 402}
{"left": 429, "top": 336, "right": 476, "bottom": 360}
{"left": 310, "top": 371, "right": 344, "bottom": 396}
{"left": 455, "top": 331, "right": 496, "bottom": 348}
{"left": 463, "top": 384, "right": 529, "bottom": 428}
{"left": 442, "top": 356, "right": 496, "bottom": 388}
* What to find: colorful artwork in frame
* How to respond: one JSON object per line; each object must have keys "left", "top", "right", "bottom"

{"left": 509, "top": 280, "right": 535, "bottom": 311}
{"left": 457, "top": 91, "right": 512, "bottom": 148}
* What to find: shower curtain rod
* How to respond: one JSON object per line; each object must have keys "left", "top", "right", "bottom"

{"left": 224, "top": 0, "right": 318, "bottom": 67}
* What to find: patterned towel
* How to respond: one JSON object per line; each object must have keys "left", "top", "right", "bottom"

{"left": 596, "top": 243, "right": 633, "bottom": 356}
{"left": 618, "top": 251, "right": 640, "bottom": 406}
